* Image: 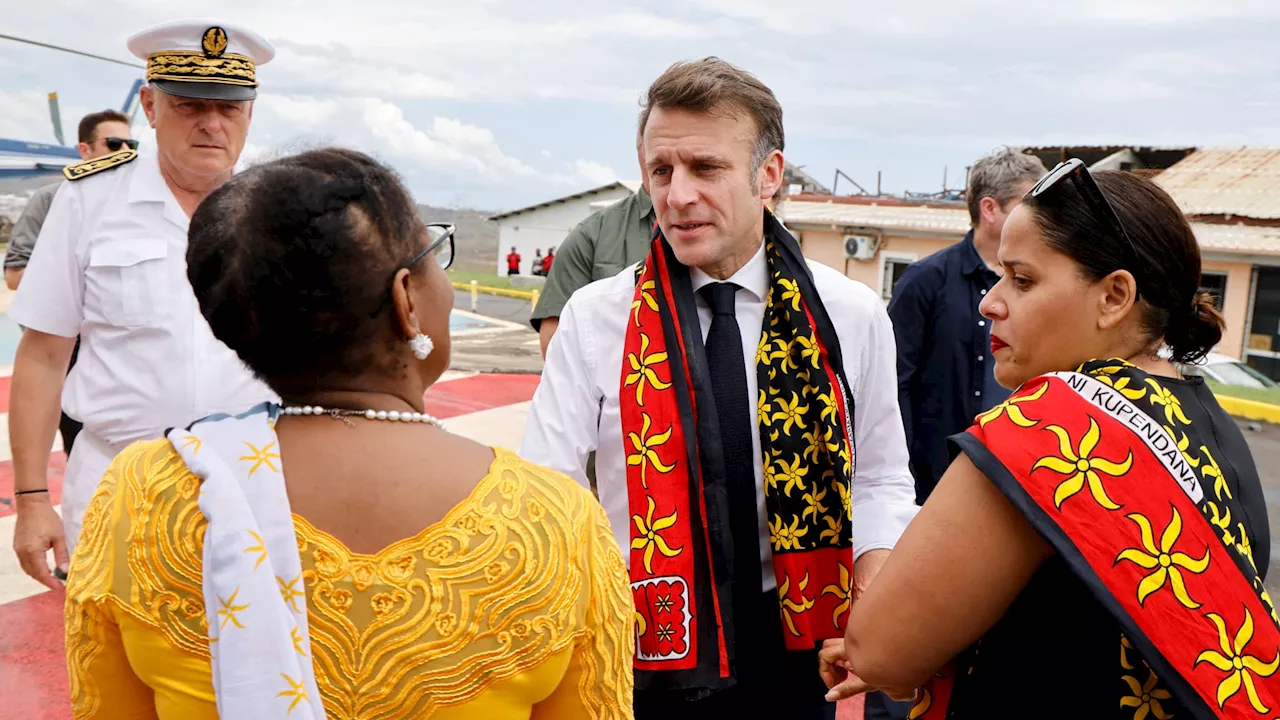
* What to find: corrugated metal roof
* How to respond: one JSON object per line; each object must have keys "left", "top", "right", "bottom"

{"left": 777, "top": 199, "right": 1280, "bottom": 257}
{"left": 1156, "top": 147, "right": 1280, "bottom": 219}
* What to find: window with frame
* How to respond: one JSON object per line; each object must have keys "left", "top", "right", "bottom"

{"left": 882, "top": 258, "right": 913, "bottom": 302}
{"left": 1198, "top": 271, "right": 1227, "bottom": 312}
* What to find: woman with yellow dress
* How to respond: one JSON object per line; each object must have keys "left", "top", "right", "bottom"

{"left": 64, "top": 148, "right": 635, "bottom": 719}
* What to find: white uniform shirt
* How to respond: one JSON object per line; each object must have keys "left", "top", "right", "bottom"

{"left": 521, "top": 241, "right": 919, "bottom": 591}
{"left": 10, "top": 151, "right": 276, "bottom": 449}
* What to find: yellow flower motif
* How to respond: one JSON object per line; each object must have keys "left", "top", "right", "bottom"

{"left": 239, "top": 441, "right": 282, "bottom": 476}
{"left": 244, "top": 530, "right": 268, "bottom": 571}
{"left": 1032, "top": 418, "right": 1133, "bottom": 510}
{"left": 772, "top": 392, "right": 810, "bottom": 435}
{"left": 779, "top": 277, "right": 803, "bottom": 311}
{"left": 180, "top": 434, "right": 203, "bottom": 454}
{"left": 801, "top": 427, "right": 830, "bottom": 464}
{"left": 769, "top": 454, "right": 809, "bottom": 497}
{"left": 819, "top": 513, "right": 844, "bottom": 544}
{"left": 278, "top": 575, "right": 304, "bottom": 614}
{"left": 181, "top": 598, "right": 204, "bottom": 619}
{"left": 778, "top": 571, "right": 815, "bottom": 636}
{"left": 818, "top": 390, "right": 839, "bottom": 424}
{"left": 759, "top": 389, "right": 775, "bottom": 427}
{"left": 756, "top": 335, "right": 787, "bottom": 367}
{"left": 801, "top": 486, "right": 829, "bottom": 522}
{"left": 217, "top": 588, "right": 250, "bottom": 630}
{"left": 381, "top": 554, "right": 416, "bottom": 583}
{"left": 820, "top": 563, "right": 853, "bottom": 626}
{"left": 277, "top": 673, "right": 309, "bottom": 714}
{"left": 1236, "top": 522, "right": 1256, "bottom": 570}
{"left": 630, "top": 496, "right": 682, "bottom": 573}
{"left": 793, "top": 333, "right": 821, "bottom": 369}
{"left": 1097, "top": 374, "right": 1148, "bottom": 400}
{"left": 290, "top": 626, "right": 306, "bottom": 657}
{"left": 834, "top": 477, "right": 852, "bottom": 519}
{"left": 328, "top": 588, "right": 353, "bottom": 614}
{"left": 631, "top": 279, "right": 658, "bottom": 326}
{"left": 627, "top": 413, "right": 676, "bottom": 488}
{"left": 351, "top": 560, "right": 377, "bottom": 592}
{"left": 655, "top": 593, "right": 675, "bottom": 614}
{"left": 977, "top": 381, "right": 1046, "bottom": 428}
{"left": 1145, "top": 379, "right": 1191, "bottom": 426}
{"left": 370, "top": 592, "right": 398, "bottom": 617}
{"left": 656, "top": 623, "right": 676, "bottom": 643}
{"left": 1115, "top": 507, "right": 1209, "bottom": 608}
{"left": 1195, "top": 608, "right": 1280, "bottom": 713}
{"left": 484, "top": 561, "right": 510, "bottom": 583}
{"left": 1199, "top": 446, "right": 1230, "bottom": 501}
{"left": 624, "top": 333, "right": 672, "bottom": 406}
{"left": 1208, "top": 502, "right": 1235, "bottom": 546}
{"left": 1121, "top": 669, "right": 1173, "bottom": 720}
{"left": 436, "top": 612, "right": 458, "bottom": 636}
{"left": 769, "top": 514, "right": 809, "bottom": 551}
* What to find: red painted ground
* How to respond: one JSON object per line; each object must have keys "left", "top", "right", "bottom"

{"left": 0, "top": 373, "right": 541, "bottom": 719}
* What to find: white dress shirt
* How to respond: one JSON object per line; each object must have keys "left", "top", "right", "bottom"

{"left": 521, "top": 241, "right": 919, "bottom": 591}
{"left": 10, "top": 151, "right": 276, "bottom": 546}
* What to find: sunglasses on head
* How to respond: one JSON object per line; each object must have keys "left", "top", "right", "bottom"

{"left": 103, "top": 137, "right": 140, "bottom": 152}
{"left": 1027, "top": 159, "right": 1143, "bottom": 294}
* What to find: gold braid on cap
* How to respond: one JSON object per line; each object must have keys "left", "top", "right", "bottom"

{"left": 145, "top": 26, "right": 257, "bottom": 87}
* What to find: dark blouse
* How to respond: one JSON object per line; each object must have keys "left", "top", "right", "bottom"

{"left": 947, "top": 376, "right": 1269, "bottom": 719}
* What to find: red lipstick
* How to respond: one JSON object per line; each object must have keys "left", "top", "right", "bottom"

{"left": 990, "top": 334, "right": 1009, "bottom": 353}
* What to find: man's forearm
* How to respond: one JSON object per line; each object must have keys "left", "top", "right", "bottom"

{"left": 539, "top": 317, "right": 560, "bottom": 358}
{"left": 10, "top": 336, "right": 73, "bottom": 493}
{"left": 5, "top": 267, "right": 23, "bottom": 291}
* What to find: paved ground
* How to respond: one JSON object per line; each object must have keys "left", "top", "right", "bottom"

{"left": 450, "top": 290, "right": 543, "bottom": 374}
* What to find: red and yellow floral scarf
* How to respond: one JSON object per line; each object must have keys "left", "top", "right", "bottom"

{"left": 913, "top": 359, "right": 1280, "bottom": 719}
{"left": 621, "top": 212, "right": 856, "bottom": 690}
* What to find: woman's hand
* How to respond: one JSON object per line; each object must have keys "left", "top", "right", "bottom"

{"left": 819, "top": 638, "right": 918, "bottom": 704}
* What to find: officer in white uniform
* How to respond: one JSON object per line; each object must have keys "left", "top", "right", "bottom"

{"left": 9, "top": 20, "right": 277, "bottom": 589}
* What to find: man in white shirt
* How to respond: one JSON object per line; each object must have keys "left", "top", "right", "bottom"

{"left": 9, "top": 20, "right": 277, "bottom": 590}
{"left": 521, "top": 58, "right": 918, "bottom": 718}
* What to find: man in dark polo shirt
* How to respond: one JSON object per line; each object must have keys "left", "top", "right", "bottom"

{"left": 531, "top": 128, "right": 656, "bottom": 357}
{"left": 888, "top": 147, "right": 1047, "bottom": 504}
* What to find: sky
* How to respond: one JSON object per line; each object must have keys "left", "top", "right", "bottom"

{"left": 4, "top": 0, "right": 1280, "bottom": 213}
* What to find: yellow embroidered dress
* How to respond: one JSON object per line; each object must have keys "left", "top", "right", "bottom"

{"left": 65, "top": 438, "right": 634, "bottom": 719}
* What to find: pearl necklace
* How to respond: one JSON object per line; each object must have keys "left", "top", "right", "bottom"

{"left": 280, "top": 404, "right": 444, "bottom": 428}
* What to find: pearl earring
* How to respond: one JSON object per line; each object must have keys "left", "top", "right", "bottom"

{"left": 410, "top": 333, "right": 434, "bottom": 360}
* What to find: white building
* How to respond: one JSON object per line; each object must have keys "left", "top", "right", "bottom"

{"left": 489, "top": 181, "right": 640, "bottom": 275}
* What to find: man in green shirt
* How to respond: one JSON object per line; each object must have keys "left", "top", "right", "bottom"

{"left": 531, "top": 132, "right": 656, "bottom": 356}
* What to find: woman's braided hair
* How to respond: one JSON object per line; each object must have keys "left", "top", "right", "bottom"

{"left": 187, "top": 148, "right": 427, "bottom": 392}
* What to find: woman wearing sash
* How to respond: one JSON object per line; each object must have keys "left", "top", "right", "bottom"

{"left": 63, "top": 149, "right": 634, "bottom": 719}
{"left": 822, "top": 162, "right": 1273, "bottom": 718}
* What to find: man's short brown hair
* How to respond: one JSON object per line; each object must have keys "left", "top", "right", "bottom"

{"left": 78, "top": 109, "right": 130, "bottom": 144}
{"left": 639, "top": 57, "right": 784, "bottom": 175}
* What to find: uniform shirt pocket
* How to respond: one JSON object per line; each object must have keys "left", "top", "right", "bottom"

{"left": 87, "top": 238, "right": 172, "bottom": 327}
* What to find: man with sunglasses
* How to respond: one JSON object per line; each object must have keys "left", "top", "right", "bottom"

{"left": 7, "top": 20, "right": 277, "bottom": 591}
{"left": 4, "top": 110, "right": 135, "bottom": 291}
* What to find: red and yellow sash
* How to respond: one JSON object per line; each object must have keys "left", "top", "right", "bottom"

{"left": 914, "top": 359, "right": 1280, "bottom": 719}
{"left": 621, "top": 214, "right": 855, "bottom": 689}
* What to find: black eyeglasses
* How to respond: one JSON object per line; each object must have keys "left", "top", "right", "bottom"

{"left": 400, "top": 223, "right": 455, "bottom": 272}
{"left": 102, "top": 137, "right": 139, "bottom": 152}
{"left": 371, "top": 223, "right": 457, "bottom": 318}
{"left": 1028, "top": 159, "right": 1143, "bottom": 289}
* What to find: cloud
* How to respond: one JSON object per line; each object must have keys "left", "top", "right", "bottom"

{"left": 5, "top": 0, "right": 1280, "bottom": 204}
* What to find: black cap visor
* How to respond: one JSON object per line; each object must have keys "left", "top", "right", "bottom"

{"left": 152, "top": 79, "right": 257, "bottom": 102}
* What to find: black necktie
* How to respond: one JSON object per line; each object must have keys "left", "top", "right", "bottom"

{"left": 698, "top": 282, "right": 765, "bottom": 668}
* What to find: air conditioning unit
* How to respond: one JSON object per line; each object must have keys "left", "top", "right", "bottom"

{"left": 843, "top": 234, "right": 881, "bottom": 261}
